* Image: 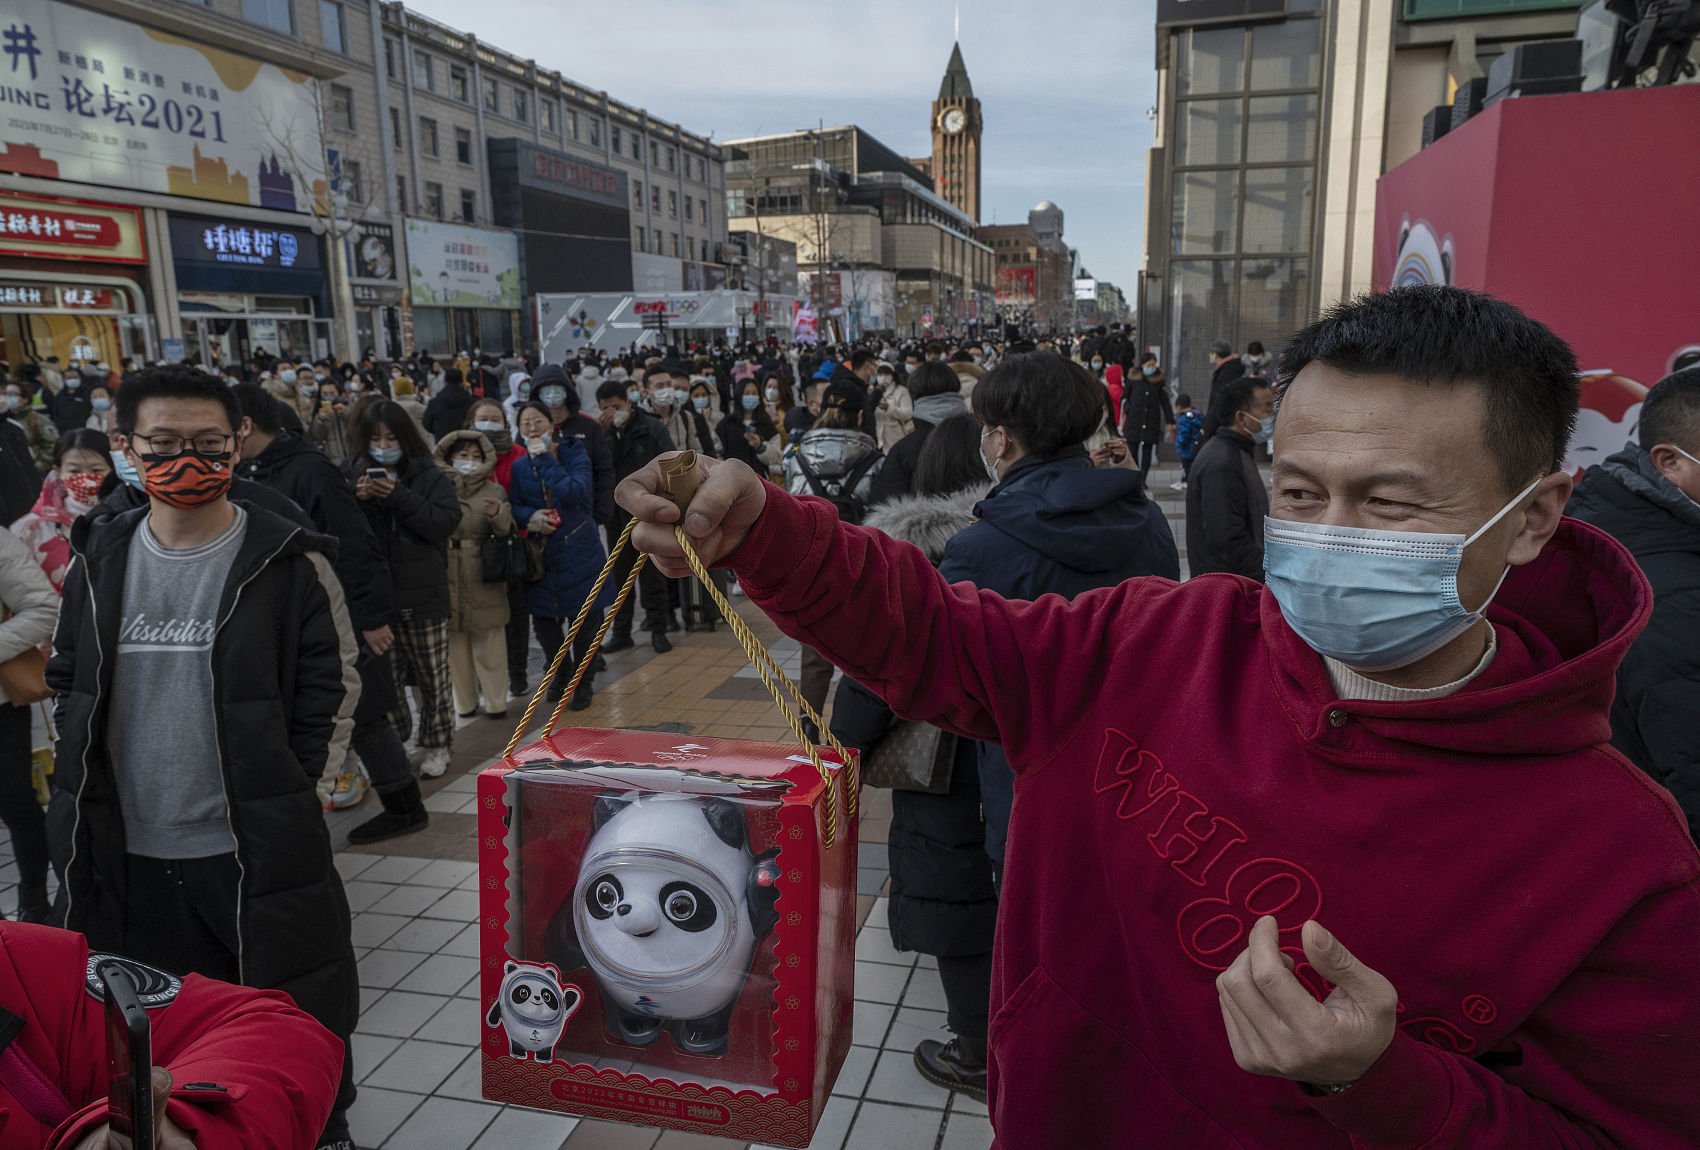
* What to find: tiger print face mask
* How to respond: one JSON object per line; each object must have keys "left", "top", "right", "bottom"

{"left": 135, "top": 451, "right": 233, "bottom": 509}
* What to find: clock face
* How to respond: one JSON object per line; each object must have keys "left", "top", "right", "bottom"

{"left": 941, "top": 107, "right": 967, "bottom": 135}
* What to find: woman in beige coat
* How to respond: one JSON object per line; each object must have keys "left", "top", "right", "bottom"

{"left": 0, "top": 524, "right": 59, "bottom": 921}
{"left": 433, "top": 429, "right": 515, "bottom": 719}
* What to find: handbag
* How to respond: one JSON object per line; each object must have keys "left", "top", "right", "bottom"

{"left": 479, "top": 530, "right": 513, "bottom": 583}
{"left": 861, "top": 717, "right": 955, "bottom": 794}
{"left": 0, "top": 608, "right": 52, "bottom": 706}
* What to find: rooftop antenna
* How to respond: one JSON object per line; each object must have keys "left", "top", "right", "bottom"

{"left": 955, "top": 1, "right": 960, "bottom": 40}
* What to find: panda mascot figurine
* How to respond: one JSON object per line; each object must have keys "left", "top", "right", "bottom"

{"left": 544, "top": 791, "right": 782, "bottom": 1057}
{"left": 488, "top": 960, "right": 579, "bottom": 1062}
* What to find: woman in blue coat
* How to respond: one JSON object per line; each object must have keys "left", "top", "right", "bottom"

{"left": 508, "top": 401, "right": 612, "bottom": 710}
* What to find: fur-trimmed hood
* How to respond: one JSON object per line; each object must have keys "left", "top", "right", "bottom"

{"left": 863, "top": 486, "right": 988, "bottom": 564}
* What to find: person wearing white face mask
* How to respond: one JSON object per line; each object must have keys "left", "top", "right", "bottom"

{"left": 646, "top": 359, "right": 715, "bottom": 458}
{"left": 3, "top": 377, "right": 58, "bottom": 473}
{"left": 594, "top": 379, "right": 677, "bottom": 652}
{"left": 432, "top": 429, "right": 514, "bottom": 721}
{"left": 1185, "top": 375, "right": 1275, "bottom": 579}
{"left": 614, "top": 286, "right": 1700, "bottom": 1148}
{"left": 873, "top": 364, "right": 913, "bottom": 451}
{"left": 1567, "top": 365, "right": 1700, "bottom": 838}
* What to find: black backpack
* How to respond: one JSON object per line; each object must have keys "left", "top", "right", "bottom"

{"left": 794, "top": 450, "right": 882, "bottom": 525}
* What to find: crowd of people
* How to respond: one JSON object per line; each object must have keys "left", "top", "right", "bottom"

{"left": 3, "top": 284, "right": 1699, "bottom": 1147}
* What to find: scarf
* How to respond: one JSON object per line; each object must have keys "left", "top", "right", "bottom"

{"left": 911, "top": 392, "right": 968, "bottom": 427}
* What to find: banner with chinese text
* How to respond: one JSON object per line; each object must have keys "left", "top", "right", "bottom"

{"left": 0, "top": 0, "right": 321, "bottom": 210}
{"left": 405, "top": 218, "right": 520, "bottom": 310}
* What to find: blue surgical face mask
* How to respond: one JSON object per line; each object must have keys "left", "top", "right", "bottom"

{"left": 370, "top": 445, "right": 404, "bottom": 466}
{"left": 111, "top": 450, "right": 143, "bottom": 489}
{"left": 741, "top": 394, "right": 760, "bottom": 411}
{"left": 1263, "top": 478, "right": 1541, "bottom": 673}
{"left": 1241, "top": 411, "right": 1275, "bottom": 444}
{"left": 92, "top": 398, "right": 111, "bottom": 411}
{"left": 692, "top": 395, "right": 710, "bottom": 411}
{"left": 539, "top": 386, "right": 567, "bottom": 408}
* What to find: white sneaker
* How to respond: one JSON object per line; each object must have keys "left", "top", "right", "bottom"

{"left": 327, "top": 768, "right": 369, "bottom": 810}
{"left": 420, "top": 747, "right": 451, "bottom": 778}
{"left": 1168, "top": 480, "right": 1184, "bottom": 491}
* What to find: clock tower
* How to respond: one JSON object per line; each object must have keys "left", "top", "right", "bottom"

{"left": 930, "top": 42, "right": 981, "bottom": 224}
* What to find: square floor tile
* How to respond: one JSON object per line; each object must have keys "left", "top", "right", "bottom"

{"left": 382, "top": 1094, "right": 500, "bottom": 1150}
{"left": 420, "top": 888, "right": 481, "bottom": 920}
{"left": 854, "top": 868, "right": 888, "bottom": 897}
{"left": 335, "top": 853, "right": 381, "bottom": 881}
{"left": 859, "top": 843, "right": 889, "bottom": 869}
{"left": 361, "top": 991, "right": 453, "bottom": 1038}
{"left": 901, "top": 966, "right": 947, "bottom": 1013}
{"left": 470, "top": 1106, "right": 579, "bottom": 1149}
{"left": 863, "top": 1048, "right": 950, "bottom": 1109}
{"left": 939, "top": 1111, "right": 994, "bottom": 1150}
{"left": 412, "top": 858, "right": 480, "bottom": 887}
{"left": 442, "top": 774, "right": 479, "bottom": 794}
{"left": 853, "top": 962, "right": 910, "bottom": 1006}
{"left": 345, "top": 1085, "right": 421, "bottom": 1149}
{"left": 652, "top": 1132, "right": 747, "bottom": 1149}
{"left": 360, "top": 855, "right": 434, "bottom": 884}
{"left": 841, "top": 1099, "right": 946, "bottom": 1150}
{"left": 414, "top": 995, "right": 482, "bottom": 1046}
{"left": 951, "top": 1092, "right": 988, "bottom": 1117}
{"left": 363, "top": 1038, "right": 468, "bottom": 1094}
{"left": 854, "top": 926, "right": 916, "bottom": 968}
{"left": 829, "top": 1044, "right": 878, "bottom": 1098}
{"left": 351, "top": 1033, "right": 401, "bottom": 1083}
{"left": 342, "top": 880, "right": 394, "bottom": 913}
{"left": 850, "top": 999, "right": 896, "bottom": 1048}
{"left": 358, "top": 949, "right": 427, "bottom": 990}
{"left": 861, "top": 898, "right": 889, "bottom": 931}
{"left": 371, "top": 883, "right": 452, "bottom": 918}
{"left": 441, "top": 922, "right": 483, "bottom": 958}
{"left": 881, "top": 1007, "right": 949, "bottom": 1053}
{"left": 433, "top": 1049, "right": 487, "bottom": 1102}
{"left": 561, "top": 1118, "right": 662, "bottom": 1148}
{"left": 383, "top": 916, "right": 467, "bottom": 954}
{"left": 425, "top": 790, "right": 472, "bottom": 814}
{"left": 397, "top": 953, "right": 481, "bottom": 996}
{"left": 352, "top": 913, "right": 414, "bottom": 949}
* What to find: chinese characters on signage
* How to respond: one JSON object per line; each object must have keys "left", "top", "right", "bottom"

{"left": 199, "top": 223, "right": 298, "bottom": 266}
{"left": 405, "top": 219, "right": 520, "bottom": 309}
{"left": 169, "top": 214, "right": 319, "bottom": 274}
{"left": 0, "top": 192, "right": 145, "bottom": 262}
{"left": 532, "top": 152, "right": 620, "bottom": 198}
{"left": 0, "top": 284, "right": 116, "bottom": 309}
{"left": 0, "top": 0, "right": 321, "bottom": 210}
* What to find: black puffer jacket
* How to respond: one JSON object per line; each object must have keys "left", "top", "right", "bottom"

{"left": 1184, "top": 429, "right": 1267, "bottom": 580}
{"left": 1566, "top": 443, "right": 1700, "bottom": 837}
{"left": 1121, "top": 371, "right": 1174, "bottom": 447}
{"left": 830, "top": 487, "right": 997, "bottom": 959}
{"left": 346, "top": 451, "right": 461, "bottom": 622}
{"left": 238, "top": 430, "right": 395, "bottom": 632}
{"left": 45, "top": 499, "right": 362, "bottom": 1037}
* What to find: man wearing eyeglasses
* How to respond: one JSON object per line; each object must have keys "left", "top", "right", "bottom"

{"left": 44, "top": 365, "right": 365, "bottom": 1150}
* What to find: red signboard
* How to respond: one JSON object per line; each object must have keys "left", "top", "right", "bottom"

{"left": 633, "top": 301, "right": 668, "bottom": 315}
{"left": 996, "top": 266, "right": 1037, "bottom": 303}
{"left": 0, "top": 191, "right": 146, "bottom": 264}
{"left": 1374, "top": 85, "right": 1700, "bottom": 472}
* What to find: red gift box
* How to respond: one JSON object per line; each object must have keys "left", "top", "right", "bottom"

{"left": 478, "top": 726, "right": 857, "bottom": 1146}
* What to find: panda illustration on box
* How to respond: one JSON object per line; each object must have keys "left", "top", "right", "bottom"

{"left": 487, "top": 960, "right": 580, "bottom": 1062}
{"left": 544, "top": 791, "right": 782, "bottom": 1057}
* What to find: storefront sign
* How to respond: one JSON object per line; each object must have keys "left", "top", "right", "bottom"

{"left": 0, "top": 282, "right": 119, "bottom": 310}
{"left": 352, "top": 222, "right": 396, "bottom": 280}
{"left": 507, "top": 140, "right": 626, "bottom": 209}
{"left": 405, "top": 219, "right": 520, "bottom": 309}
{"left": 0, "top": 0, "right": 322, "bottom": 210}
{"left": 351, "top": 283, "right": 401, "bottom": 306}
{"left": 0, "top": 191, "right": 146, "bottom": 263}
{"left": 169, "top": 213, "right": 321, "bottom": 272}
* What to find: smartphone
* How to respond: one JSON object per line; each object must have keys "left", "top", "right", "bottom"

{"left": 101, "top": 962, "right": 154, "bottom": 1150}
{"left": 365, "top": 467, "right": 389, "bottom": 481}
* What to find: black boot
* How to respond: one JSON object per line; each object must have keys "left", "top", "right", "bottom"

{"left": 666, "top": 613, "right": 683, "bottom": 633}
{"left": 569, "top": 683, "right": 594, "bottom": 711}
{"left": 650, "top": 630, "right": 673, "bottom": 654}
{"left": 602, "top": 628, "right": 634, "bottom": 653}
{"left": 16, "top": 883, "right": 50, "bottom": 925}
{"left": 914, "top": 1037, "right": 987, "bottom": 1102}
{"left": 347, "top": 781, "right": 429, "bottom": 846}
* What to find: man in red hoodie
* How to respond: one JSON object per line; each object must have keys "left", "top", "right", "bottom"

{"left": 617, "top": 285, "right": 1700, "bottom": 1148}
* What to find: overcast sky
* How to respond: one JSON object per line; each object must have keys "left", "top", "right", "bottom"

{"left": 403, "top": 0, "right": 1159, "bottom": 290}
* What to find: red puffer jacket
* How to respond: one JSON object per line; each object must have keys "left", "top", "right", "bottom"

{"left": 0, "top": 923, "right": 341, "bottom": 1149}
{"left": 728, "top": 483, "right": 1700, "bottom": 1149}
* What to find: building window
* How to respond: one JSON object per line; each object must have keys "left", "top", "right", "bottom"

{"left": 396, "top": 174, "right": 407, "bottom": 209}
{"left": 568, "top": 109, "right": 578, "bottom": 140}
{"left": 241, "top": 0, "right": 292, "bottom": 34}
{"left": 651, "top": 186, "right": 660, "bottom": 212}
{"left": 455, "top": 127, "right": 472, "bottom": 165}
{"left": 634, "top": 227, "right": 646, "bottom": 253}
{"left": 653, "top": 228, "right": 662, "bottom": 252}
{"left": 412, "top": 50, "right": 433, "bottom": 91}
{"left": 611, "top": 126, "right": 621, "bottom": 153}
{"left": 588, "top": 119, "right": 600, "bottom": 147}
{"left": 450, "top": 65, "right": 468, "bottom": 102}
{"left": 329, "top": 83, "right": 354, "bottom": 131}
{"left": 667, "top": 190, "right": 677, "bottom": 218}
{"left": 649, "top": 140, "right": 658, "bottom": 166}
{"left": 342, "top": 160, "right": 363, "bottom": 203}
{"left": 419, "top": 117, "right": 439, "bottom": 157}
{"left": 632, "top": 134, "right": 641, "bottom": 160}
{"left": 669, "top": 232, "right": 679, "bottom": 258}
{"left": 1177, "top": 26, "right": 1246, "bottom": 95}
{"left": 384, "top": 39, "right": 397, "bottom": 79}
{"left": 700, "top": 198, "right": 708, "bottom": 224}
{"left": 483, "top": 77, "right": 499, "bottom": 112}
{"left": 513, "top": 88, "right": 527, "bottom": 123}
{"left": 1250, "top": 19, "right": 1321, "bottom": 90}
{"left": 389, "top": 106, "right": 402, "bottom": 151}
{"left": 318, "top": 0, "right": 344, "bottom": 52}
{"left": 460, "top": 189, "right": 476, "bottom": 223}
{"left": 633, "top": 180, "right": 643, "bottom": 208}
{"left": 424, "top": 181, "right": 444, "bottom": 219}
{"left": 697, "top": 157, "right": 706, "bottom": 182}
{"left": 684, "top": 196, "right": 693, "bottom": 222}
{"left": 541, "top": 100, "right": 556, "bottom": 133}
{"left": 667, "top": 146, "right": 676, "bottom": 172}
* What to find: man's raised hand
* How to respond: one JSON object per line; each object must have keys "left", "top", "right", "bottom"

{"left": 615, "top": 453, "right": 768, "bottom": 578}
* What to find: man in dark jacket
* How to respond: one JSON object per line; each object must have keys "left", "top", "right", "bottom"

{"left": 1186, "top": 376, "right": 1273, "bottom": 579}
{"left": 595, "top": 379, "right": 676, "bottom": 652}
{"left": 870, "top": 361, "right": 967, "bottom": 505}
{"left": 823, "top": 349, "right": 880, "bottom": 436}
{"left": 1207, "top": 338, "right": 1245, "bottom": 412}
{"left": 46, "top": 366, "right": 363, "bottom": 1150}
{"left": 233, "top": 384, "right": 428, "bottom": 845}
{"left": 1566, "top": 366, "right": 1700, "bottom": 837}
{"left": 0, "top": 406, "right": 42, "bottom": 524}
{"left": 422, "top": 365, "right": 475, "bottom": 439}
{"left": 41, "top": 364, "right": 92, "bottom": 433}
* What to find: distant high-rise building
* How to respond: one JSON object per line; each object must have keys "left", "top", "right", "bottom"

{"left": 930, "top": 43, "right": 982, "bottom": 224}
